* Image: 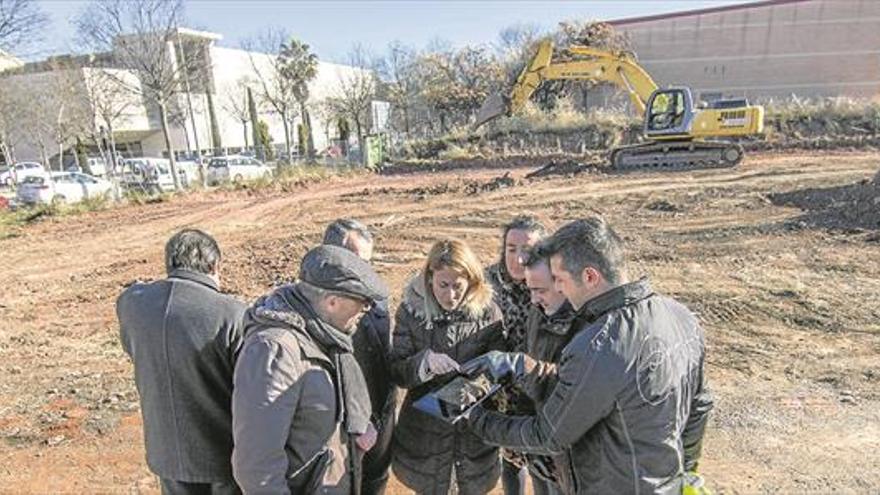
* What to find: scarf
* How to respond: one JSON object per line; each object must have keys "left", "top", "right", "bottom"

{"left": 257, "top": 285, "right": 372, "bottom": 436}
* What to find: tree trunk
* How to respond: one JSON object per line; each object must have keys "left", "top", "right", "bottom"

{"left": 158, "top": 100, "right": 181, "bottom": 191}
{"left": 108, "top": 123, "right": 119, "bottom": 174}
{"left": 0, "top": 139, "right": 11, "bottom": 167}
{"left": 206, "top": 89, "right": 222, "bottom": 154}
{"left": 58, "top": 143, "right": 64, "bottom": 172}
{"left": 282, "top": 115, "right": 292, "bottom": 168}
{"left": 247, "top": 88, "right": 262, "bottom": 160}
{"left": 300, "top": 102, "right": 315, "bottom": 159}
{"left": 38, "top": 140, "right": 48, "bottom": 168}
{"left": 242, "top": 122, "right": 249, "bottom": 149}
{"left": 355, "top": 120, "right": 364, "bottom": 165}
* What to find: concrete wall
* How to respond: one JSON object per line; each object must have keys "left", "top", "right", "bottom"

{"left": 611, "top": 0, "right": 880, "bottom": 101}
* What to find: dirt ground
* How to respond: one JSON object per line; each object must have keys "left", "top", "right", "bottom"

{"left": 0, "top": 150, "right": 878, "bottom": 494}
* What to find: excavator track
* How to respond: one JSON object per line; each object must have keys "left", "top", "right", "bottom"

{"left": 609, "top": 140, "right": 744, "bottom": 172}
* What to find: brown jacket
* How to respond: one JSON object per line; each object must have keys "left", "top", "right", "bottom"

{"left": 231, "top": 286, "right": 353, "bottom": 494}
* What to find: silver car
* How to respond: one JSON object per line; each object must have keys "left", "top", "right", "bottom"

{"left": 207, "top": 156, "right": 273, "bottom": 185}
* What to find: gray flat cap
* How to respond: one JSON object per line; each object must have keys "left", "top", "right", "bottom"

{"left": 300, "top": 245, "right": 389, "bottom": 302}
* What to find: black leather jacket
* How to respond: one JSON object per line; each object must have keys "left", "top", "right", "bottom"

{"left": 471, "top": 278, "right": 714, "bottom": 494}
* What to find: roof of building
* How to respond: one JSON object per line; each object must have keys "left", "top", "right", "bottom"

{"left": 609, "top": 0, "right": 810, "bottom": 26}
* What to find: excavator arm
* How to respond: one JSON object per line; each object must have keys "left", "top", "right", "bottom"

{"left": 475, "top": 40, "right": 659, "bottom": 128}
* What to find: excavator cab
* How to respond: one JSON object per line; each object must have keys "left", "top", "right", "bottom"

{"left": 644, "top": 88, "right": 694, "bottom": 137}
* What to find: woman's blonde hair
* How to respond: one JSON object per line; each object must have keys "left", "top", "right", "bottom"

{"left": 421, "top": 238, "right": 493, "bottom": 320}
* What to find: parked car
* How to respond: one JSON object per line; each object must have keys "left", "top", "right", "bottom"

{"left": 16, "top": 172, "right": 112, "bottom": 205}
{"left": 174, "top": 160, "right": 202, "bottom": 187}
{"left": 65, "top": 157, "right": 108, "bottom": 178}
{"left": 1, "top": 162, "right": 46, "bottom": 187}
{"left": 117, "top": 158, "right": 186, "bottom": 193}
{"left": 206, "top": 155, "right": 273, "bottom": 185}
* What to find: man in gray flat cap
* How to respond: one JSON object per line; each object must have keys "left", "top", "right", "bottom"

{"left": 323, "top": 219, "right": 395, "bottom": 495}
{"left": 231, "top": 245, "right": 389, "bottom": 495}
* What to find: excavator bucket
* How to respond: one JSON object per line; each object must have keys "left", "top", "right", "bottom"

{"left": 474, "top": 93, "right": 508, "bottom": 129}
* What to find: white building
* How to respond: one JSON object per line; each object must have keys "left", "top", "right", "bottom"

{"left": 0, "top": 49, "right": 23, "bottom": 73}
{"left": 0, "top": 28, "right": 370, "bottom": 165}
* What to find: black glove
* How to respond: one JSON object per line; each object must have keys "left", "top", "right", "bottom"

{"left": 461, "top": 351, "right": 526, "bottom": 384}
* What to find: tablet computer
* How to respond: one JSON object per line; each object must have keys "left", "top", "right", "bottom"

{"left": 413, "top": 374, "right": 502, "bottom": 424}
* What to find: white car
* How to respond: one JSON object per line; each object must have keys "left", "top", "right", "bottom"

{"left": 207, "top": 156, "right": 273, "bottom": 185}
{"left": 1, "top": 162, "right": 46, "bottom": 187}
{"left": 65, "top": 157, "right": 108, "bottom": 178}
{"left": 16, "top": 172, "right": 112, "bottom": 205}
{"left": 117, "top": 158, "right": 179, "bottom": 192}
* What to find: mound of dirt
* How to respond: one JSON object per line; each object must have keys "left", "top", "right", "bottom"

{"left": 464, "top": 172, "right": 517, "bottom": 194}
{"left": 525, "top": 155, "right": 606, "bottom": 179}
{"left": 770, "top": 174, "right": 880, "bottom": 231}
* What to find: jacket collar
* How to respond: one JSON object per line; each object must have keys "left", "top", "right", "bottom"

{"left": 578, "top": 277, "right": 653, "bottom": 321}
{"left": 168, "top": 269, "right": 218, "bottom": 292}
{"left": 247, "top": 285, "right": 334, "bottom": 365}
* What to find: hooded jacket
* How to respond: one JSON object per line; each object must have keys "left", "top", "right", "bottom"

{"left": 470, "top": 278, "right": 714, "bottom": 494}
{"left": 389, "top": 276, "right": 504, "bottom": 495}
{"left": 231, "top": 285, "right": 368, "bottom": 494}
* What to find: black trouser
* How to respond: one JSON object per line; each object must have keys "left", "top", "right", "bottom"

{"left": 159, "top": 478, "right": 241, "bottom": 495}
{"left": 361, "top": 418, "right": 394, "bottom": 495}
{"left": 501, "top": 459, "right": 565, "bottom": 495}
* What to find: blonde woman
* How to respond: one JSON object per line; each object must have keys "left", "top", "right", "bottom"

{"left": 390, "top": 239, "right": 503, "bottom": 495}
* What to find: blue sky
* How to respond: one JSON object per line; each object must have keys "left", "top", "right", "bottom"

{"left": 31, "top": 0, "right": 750, "bottom": 62}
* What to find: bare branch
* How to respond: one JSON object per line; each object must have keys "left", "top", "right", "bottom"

{"left": 0, "top": 0, "right": 49, "bottom": 53}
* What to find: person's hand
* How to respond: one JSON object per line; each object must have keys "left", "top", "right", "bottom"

{"left": 424, "top": 350, "right": 460, "bottom": 375}
{"left": 355, "top": 422, "right": 378, "bottom": 452}
{"left": 461, "top": 351, "right": 529, "bottom": 384}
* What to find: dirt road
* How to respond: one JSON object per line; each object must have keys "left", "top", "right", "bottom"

{"left": 1, "top": 151, "right": 878, "bottom": 493}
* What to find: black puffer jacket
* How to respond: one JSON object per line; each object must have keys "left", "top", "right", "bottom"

{"left": 389, "top": 277, "right": 503, "bottom": 495}
{"left": 471, "top": 278, "right": 714, "bottom": 494}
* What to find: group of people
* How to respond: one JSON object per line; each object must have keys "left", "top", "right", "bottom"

{"left": 117, "top": 214, "right": 713, "bottom": 495}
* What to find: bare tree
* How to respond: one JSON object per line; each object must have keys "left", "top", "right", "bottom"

{"left": 0, "top": 0, "right": 48, "bottom": 53}
{"left": 82, "top": 67, "right": 139, "bottom": 172}
{"left": 47, "top": 66, "right": 91, "bottom": 171}
{"left": 243, "top": 29, "right": 299, "bottom": 165}
{"left": 326, "top": 44, "right": 376, "bottom": 158}
{"left": 75, "top": 0, "right": 203, "bottom": 190}
{"left": 495, "top": 22, "right": 543, "bottom": 61}
{"left": 220, "top": 77, "right": 253, "bottom": 150}
{"left": 378, "top": 41, "right": 419, "bottom": 135}
{"left": 0, "top": 83, "right": 20, "bottom": 165}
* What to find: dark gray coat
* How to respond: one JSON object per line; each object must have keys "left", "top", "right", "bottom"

{"left": 389, "top": 278, "right": 503, "bottom": 495}
{"left": 352, "top": 301, "right": 397, "bottom": 486}
{"left": 117, "top": 269, "right": 246, "bottom": 483}
{"left": 471, "top": 278, "right": 714, "bottom": 494}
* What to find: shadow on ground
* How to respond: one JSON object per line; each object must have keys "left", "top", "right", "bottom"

{"left": 770, "top": 175, "right": 880, "bottom": 232}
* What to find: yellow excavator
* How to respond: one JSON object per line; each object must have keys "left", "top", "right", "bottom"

{"left": 475, "top": 40, "right": 765, "bottom": 170}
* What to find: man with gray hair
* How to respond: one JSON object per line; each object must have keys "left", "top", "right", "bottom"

{"left": 324, "top": 218, "right": 374, "bottom": 261}
{"left": 117, "top": 229, "right": 246, "bottom": 494}
{"left": 232, "top": 245, "right": 389, "bottom": 494}
{"left": 464, "top": 217, "right": 714, "bottom": 494}
{"left": 322, "top": 218, "right": 394, "bottom": 495}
